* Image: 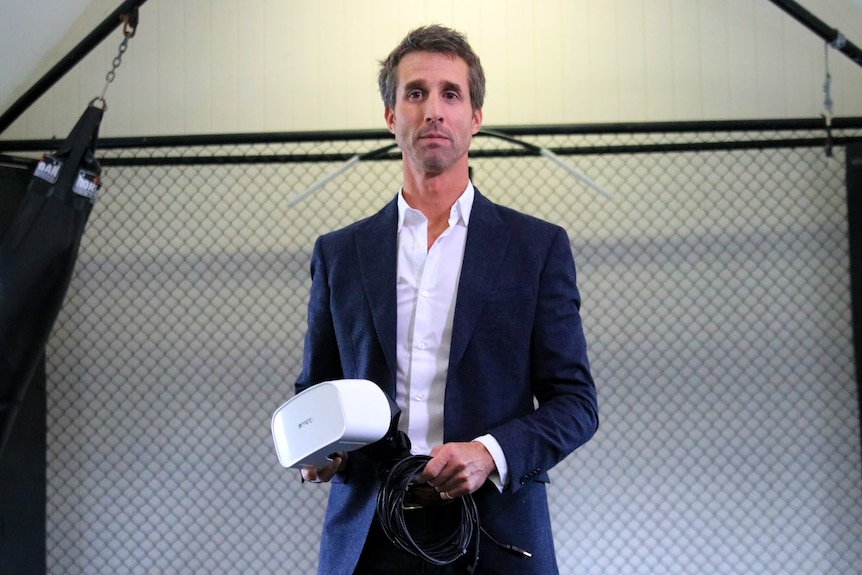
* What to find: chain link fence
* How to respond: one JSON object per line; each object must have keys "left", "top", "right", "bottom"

{"left": 28, "top": 122, "right": 862, "bottom": 574}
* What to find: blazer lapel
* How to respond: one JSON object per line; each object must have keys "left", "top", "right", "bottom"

{"left": 354, "top": 198, "right": 399, "bottom": 396}
{"left": 449, "top": 190, "right": 510, "bottom": 368}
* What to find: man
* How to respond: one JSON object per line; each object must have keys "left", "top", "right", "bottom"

{"left": 296, "top": 24, "right": 598, "bottom": 575}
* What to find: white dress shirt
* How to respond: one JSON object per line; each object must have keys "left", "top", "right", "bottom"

{"left": 395, "top": 182, "right": 508, "bottom": 489}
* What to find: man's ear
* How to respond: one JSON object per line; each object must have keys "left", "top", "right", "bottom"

{"left": 471, "top": 107, "right": 483, "bottom": 135}
{"left": 384, "top": 107, "right": 396, "bottom": 134}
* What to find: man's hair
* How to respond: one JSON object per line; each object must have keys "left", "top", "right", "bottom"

{"left": 378, "top": 24, "right": 486, "bottom": 111}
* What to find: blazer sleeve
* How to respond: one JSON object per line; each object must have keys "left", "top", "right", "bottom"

{"left": 448, "top": 221, "right": 598, "bottom": 493}
{"left": 499, "top": 226, "right": 598, "bottom": 490}
{"left": 295, "top": 235, "right": 344, "bottom": 396}
{"left": 293, "top": 220, "right": 398, "bottom": 487}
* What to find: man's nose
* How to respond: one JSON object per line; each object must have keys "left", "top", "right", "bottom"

{"left": 424, "top": 95, "right": 443, "bottom": 122}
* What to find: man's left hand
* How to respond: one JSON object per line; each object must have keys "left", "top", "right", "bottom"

{"left": 414, "top": 441, "right": 496, "bottom": 500}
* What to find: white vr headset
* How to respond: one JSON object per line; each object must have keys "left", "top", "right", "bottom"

{"left": 270, "top": 379, "right": 397, "bottom": 469}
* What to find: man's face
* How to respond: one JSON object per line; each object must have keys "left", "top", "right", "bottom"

{"left": 385, "top": 51, "right": 483, "bottom": 177}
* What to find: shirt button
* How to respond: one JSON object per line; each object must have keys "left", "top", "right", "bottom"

{"left": 421, "top": 290, "right": 429, "bottom": 297}
{"left": 418, "top": 342, "right": 426, "bottom": 350}
{"left": 415, "top": 394, "right": 424, "bottom": 401}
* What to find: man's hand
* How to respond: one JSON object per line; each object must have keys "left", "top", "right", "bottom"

{"left": 301, "top": 452, "right": 347, "bottom": 483}
{"left": 414, "top": 441, "right": 496, "bottom": 500}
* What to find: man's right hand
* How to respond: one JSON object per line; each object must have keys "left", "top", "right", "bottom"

{"left": 301, "top": 452, "right": 347, "bottom": 483}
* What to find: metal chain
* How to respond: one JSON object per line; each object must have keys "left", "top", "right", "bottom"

{"left": 95, "top": 28, "right": 133, "bottom": 109}
{"left": 822, "top": 41, "right": 835, "bottom": 158}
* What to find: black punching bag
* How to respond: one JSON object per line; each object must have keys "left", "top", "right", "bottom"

{"left": 0, "top": 104, "right": 103, "bottom": 458}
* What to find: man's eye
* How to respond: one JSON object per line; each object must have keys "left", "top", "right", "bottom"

{"left": 444, "top": 92, "right": 459, "bottom": 100}
{"left": 407, "top": 90, "right": 424, "bottom": 100}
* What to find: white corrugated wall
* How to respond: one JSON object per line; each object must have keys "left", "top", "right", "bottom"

{"left": 2, "top": 0, "right": 861, "bottom": 139}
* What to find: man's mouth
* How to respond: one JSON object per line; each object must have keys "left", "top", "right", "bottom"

{"left": 419, "top": 131, "right": 449, "bottom": 142}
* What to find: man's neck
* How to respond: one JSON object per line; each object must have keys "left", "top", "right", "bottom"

{"left": 401, "top": 163, "right": 469, "bottom": 222}
{"left": 401, "top": 164, "right": 469, "bottom": 249}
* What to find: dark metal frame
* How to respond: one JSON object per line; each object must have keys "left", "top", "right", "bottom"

{"left": 846, "top": 144, "right": 862, "bottom": 457}
{"left": 1, "top": 117, "right": 861, "bottom": 168}
{"left": 768, "top": 0, "right": 862, "bottom": 69}
{"left": 0, "top": 0, "right": 148, "bottom": 136}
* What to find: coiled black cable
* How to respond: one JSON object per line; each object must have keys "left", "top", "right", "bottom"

{"left": 376, "top": 455, "right": 481, "bottom": 570}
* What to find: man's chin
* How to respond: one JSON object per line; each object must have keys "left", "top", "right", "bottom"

{"left": 407, "top": 147, "right": 467, "bottom": 175}
{"left": 419, "top": 158, "right": 450, "bottom": 175}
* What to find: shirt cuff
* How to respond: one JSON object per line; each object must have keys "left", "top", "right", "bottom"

{"left": 473, "top": 434, "right": 509, "bottom": 492}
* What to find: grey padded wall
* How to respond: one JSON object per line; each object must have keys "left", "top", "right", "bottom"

{"left": 45, "top": 129, "right": 862, "bottom": 574}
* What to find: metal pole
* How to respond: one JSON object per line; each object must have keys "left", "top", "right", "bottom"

{"left": 767, "top": 0, "right": 862, "bottom": 69}
{"left": 0, "top": 0, "right": 149, "bottom": 136}
{"left": 845, "top": 144, "right": 862, "bottom": 466}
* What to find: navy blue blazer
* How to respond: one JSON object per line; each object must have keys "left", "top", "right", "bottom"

{"left": 295, "top": 189, "right": 598, "bottom": 575}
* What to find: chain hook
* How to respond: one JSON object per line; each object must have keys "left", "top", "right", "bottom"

{"left": 121, "top": 7, "right": 139, "bottom": 38}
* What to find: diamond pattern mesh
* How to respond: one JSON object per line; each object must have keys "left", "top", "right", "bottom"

{"left": 42, "top": 127, "right": 862, "bottom": 574}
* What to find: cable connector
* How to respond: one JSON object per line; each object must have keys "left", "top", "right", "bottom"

{"left": 500, "top": 543, "right": 532, "bottom": 559}
{"left": 479, "top": 526, "right": 533, "bottom": 559}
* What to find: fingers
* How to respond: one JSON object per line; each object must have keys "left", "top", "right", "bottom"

{"left": 317, "top": 454, "right": 344, "bottom": 482}
{"left": 416, "top": 442, "right": 453, "bottom": 480}
{"left": 417, "top": 450, "right": 462, "bottom": 500}
{"left": 301, "top": 452, "right": 347, "bottom": 484}
{"left": 301, "top": 467, "right": 321, "bottom": 483}
{"left": 419, "top": 442, "right": 494, "bottom": 498}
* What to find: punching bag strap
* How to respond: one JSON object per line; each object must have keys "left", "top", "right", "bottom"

{"left": 47, "top": 105, "right": 104, "bottom": 193}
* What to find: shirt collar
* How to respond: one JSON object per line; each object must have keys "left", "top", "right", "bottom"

{"left": 397, "top": 181, "right": 475, "bottom": 231}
